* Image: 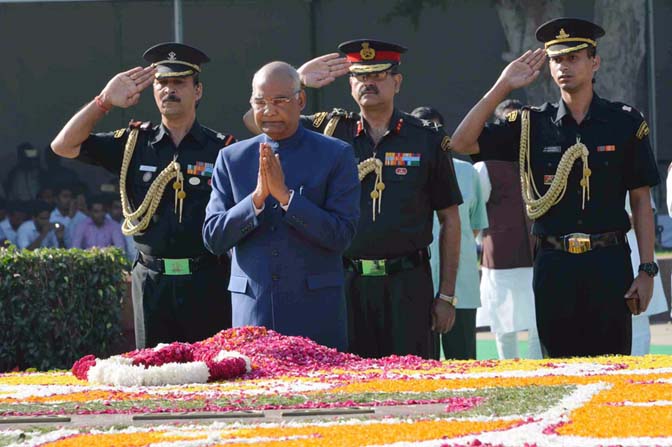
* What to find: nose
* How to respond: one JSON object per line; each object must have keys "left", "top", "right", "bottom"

{"left": 261, "top": 102, "right": 278, "bottom": 115}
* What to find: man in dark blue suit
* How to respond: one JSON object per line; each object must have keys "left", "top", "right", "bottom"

{"left": 203, "top": 62, "right": 360, "bottom": 350}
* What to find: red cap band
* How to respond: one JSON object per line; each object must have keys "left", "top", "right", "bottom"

{"left": 346, "top": 51, "right": 401, "bottom": 63}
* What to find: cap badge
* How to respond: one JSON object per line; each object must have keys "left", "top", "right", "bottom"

{"left": 168, "top": 51, "right": 177, "bottom": 61}
{"left": 360, "top": 42, "right": 376, "bottom": 61}
{"left": 556, "top": 28, "right": 570, "bottom": 39}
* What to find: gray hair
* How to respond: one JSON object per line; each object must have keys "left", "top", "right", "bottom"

{"left": 252, "top": 61, "right": 301, "bottom": 92}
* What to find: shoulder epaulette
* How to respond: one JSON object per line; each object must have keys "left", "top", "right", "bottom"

{"left": 610, "top": 101, "right": 646, "bottom": 119}
{"left": 329, "top": 108, "right": 350, "bottom": 118}
{"left": 403, "top": 113, "right": 440, "bottom": 132}
{"left": 524, "top": 103, "right": 548, "bottom": 113}
{"left": 202, "top": 126, "right": 235, "bottom": 146}
{"left": 609, "top": 101, "right": 639, "bottom": 114}
{"left": 128, "top": 120, "right": 152, "bottom": 131}
{"left": 422, "top": 118, "right": 443, "bottom": 131}
{"left": 608, "top": 102, "right": 649, "bottom": 139}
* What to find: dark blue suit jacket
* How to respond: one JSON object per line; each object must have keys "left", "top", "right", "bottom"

{"left": 203, "top": 125, "right": 360, "bottom": 350}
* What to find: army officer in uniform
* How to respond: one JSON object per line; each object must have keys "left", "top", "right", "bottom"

{"left": 449, "top": 19, "right": 660, "bottom": 357}
{"left": 51, "top": 43, "right": 235, "bottom": 348}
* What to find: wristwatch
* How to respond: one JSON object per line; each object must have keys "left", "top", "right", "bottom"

{"left": 638, "top": 262, "right": 659, "bottom": 277}
{"left": 435, "top": 292, "right": 458, "bottom": 307}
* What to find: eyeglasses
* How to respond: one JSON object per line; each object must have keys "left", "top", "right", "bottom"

{"left": 250, "top": 90, "right": 301, "bottom": 109}
{"left": 350, "top": 70, "right": 396, "bottom": 83}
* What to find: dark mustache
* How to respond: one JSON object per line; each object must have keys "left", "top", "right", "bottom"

{"left": 164, "top": 95, "right": 181, "bottom": 102}
{"left": 359, "top": 86, "right": 379, "bottom": 97}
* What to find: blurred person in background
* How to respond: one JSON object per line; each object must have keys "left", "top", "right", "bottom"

{"left": 0, "top": 200, "right": 29, "bottom": 246}
{"left": 49, "top": 183, "right": 87, "bottom": 248}
{"left": 71, "top": 194, "right": 125, "bottom": 250}
{"left": 412, "top": 106, "right": 488, "bottom": 360}
{"left": 17, "top": 200, "right": 64, "bottom": 249}
{"left": 5, "top": 142, "right": 41, "bottom": 201}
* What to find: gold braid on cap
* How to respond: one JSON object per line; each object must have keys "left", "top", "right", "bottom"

{"left": 357, "top": 157, "right": 385, "bottom": 222}
{"left": 119, "top": 128, "right": 186, "bottom": 235}
{"left": 519, "top": 109, "right": 591, "bottom": 219}
{"left": 155, "top": 70, "right": 195, "bottom": 79}
{"left": 546, "top": 43, "right": 590, "bottom": 57}
{"left": 349, "top": 63, "right": 393, "bottom": 74}
{"left": 544, "top": 37, "right": 596, "bottom": 49}
{"left": 152, "top": 60, "right": 201, "bottom": 72}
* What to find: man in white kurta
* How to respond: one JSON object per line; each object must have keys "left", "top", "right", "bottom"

{"left": 626, "top": 191, "right": 668, "bottom": 355}
{"left": 475, "top": 161, "right": 542, "bottom": 359}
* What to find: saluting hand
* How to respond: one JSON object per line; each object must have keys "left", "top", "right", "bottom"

{"left": 496, "top": 48, "right": 547, "bottom": 91}
{"left": 252, "top": 143, "right": 271, "bottom": 209}
{"left": 260, "top": 145, "right": 290, "bottom": 206}
{"left": 98, "top": 66, "right": 157, "bottom": 110}
{"left": 298, "top": 53, "right": 352, "bottom": 88}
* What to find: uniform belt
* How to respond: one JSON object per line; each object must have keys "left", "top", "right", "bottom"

{"left": 538, "top": 231, "right": 626, "bottom": 254}
{"left": 344, "top": 248, "right": 429, "bottom": 276}
{"left": 138, "top": 252, "right": 220, "bottom": 274}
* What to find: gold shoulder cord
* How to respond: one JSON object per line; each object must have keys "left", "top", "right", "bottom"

{"left": 118, "top": 128, "right": 186, "bottom": 236}
{"left": 323, "top": 116, "right": 384, "bottom": 222}
{"left": 519, "top": 109, "right": 591, "bottom": 219}
{"left": 357, "top": 158, "right": 384, "bottom": 222}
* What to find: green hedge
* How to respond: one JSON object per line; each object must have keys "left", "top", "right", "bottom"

{"left": 0, "top": 247, "right": 129, "bottom": 371}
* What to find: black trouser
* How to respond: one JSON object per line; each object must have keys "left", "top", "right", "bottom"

{"left": 131, "top": 257, "right": 232, "bottom": 348}
{"left": 345, "top": 261, "right": 436, "bottom": 359}
{"left": 533, "top": 244, "right": 632, "bottom": 357}
{"left": 441, "top": 308, "right": 477, "bottom": 360}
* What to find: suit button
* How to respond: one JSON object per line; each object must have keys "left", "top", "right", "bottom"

{"left": 270, "top": 226, "right": 277, "bottom": 232}
{"left": 272, "top": 274, "right": 279, "bottom": 281}
{"left": 272, "top": 249, "right": 279, "bottom": 256}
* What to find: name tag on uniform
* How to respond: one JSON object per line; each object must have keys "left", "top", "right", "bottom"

{"left": 542, "top": 146, "right": 561, "bottom": 153}
{"left": 164, "top": 259, "right": 191, "bottom": 275}
{"left": 139, "top": 165, "right": 157, "bottom": 172}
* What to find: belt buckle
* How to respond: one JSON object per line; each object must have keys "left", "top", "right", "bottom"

{"left": 163, "top": 258, "right": 191, "bottom": 275}
{"left": 360, "top": 259, "right": 386, "bottom": 276}
{"left": 566, "top": 233, "right": 591, "bottom": 254}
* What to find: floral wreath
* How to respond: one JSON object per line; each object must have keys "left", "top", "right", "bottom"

{"left": 72, "top": 342, "right": 251, "bottom": 386}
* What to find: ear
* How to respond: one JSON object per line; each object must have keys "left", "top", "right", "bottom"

{"left": 394, "top": 73, "right": 403, "bottom": 94}
{"left": 297, "top": 89, "right": 307, "bottom": 111}
{"left": 593, "top": 55, "right": 601, "bottom": 73}
{"left": 195, "top": 82, "right": 203, "bottom": 101}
